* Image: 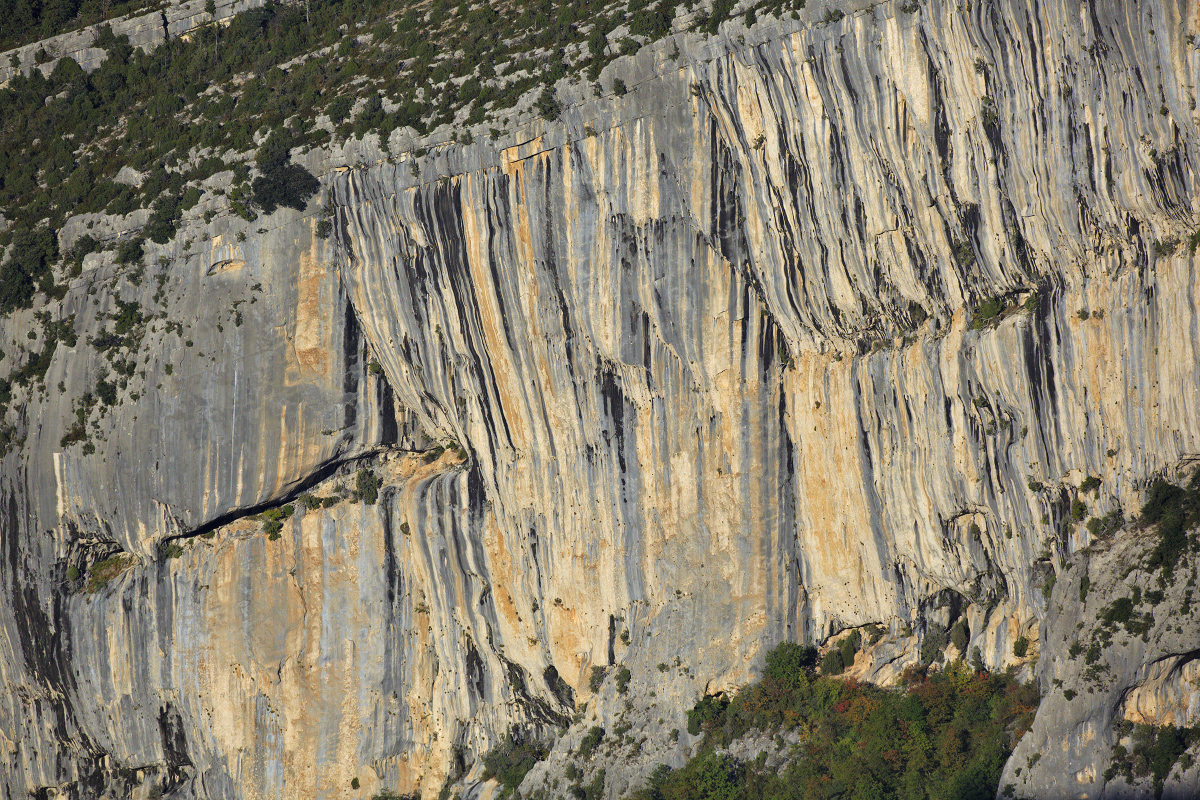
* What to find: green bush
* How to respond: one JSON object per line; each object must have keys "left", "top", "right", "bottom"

{"left": 261, "top": 504, "right": 295, "bottom": 538}
{"left": 1086, "top": 510, "right": 1125, "bottom": 539}
{"left": 252, "top": 161, "right": 319, "bottom": 214}
{"left": 159, "top": 541, "right": 184, "bottom": 559}
{"left": 1102, "top": 597, "right": 1134, "bottom": 627}
{"left": 588, "top": 665, "right": 606, "bottom": 692}
{"left": 1012, "top": 636, "right": 1029, "bottom": 658}
{"left": 1106, "top": 722, "right": 1200, "bottom": 794}
{"left": 355, "top": 468, "right": 382, "bottom": 505}
{"left": 85, "top": 554, "right": 130, "bottom": 592}
{"left": 921, "top": 624, "right": 948, "bottom": 665}
{"left": 535, "top": 86, "right": 559, "bottom": 120}
{"left": 481, "top": 733, "right": 548, "bottom": 792}
{"left": 1071, "top": 498, "right": 1087, "bottom": 520}
{"left": 0, "top": 224, "right": 58, "bottom": 312}
{"left": 839, "top": 629, "right": 861, "bottom": 669}
{"left": 144, "top": 191, "right": 182, "bottom": 243}
{"left": 950, "top": 619, "right": 970, "bottom": 654}
{"left": 116, "top": 238, "right": 144, "bottom": 265}
{"left": 971, "top": 296, "right": 1003, "bottom": 329}
{"left": 582, "top": 768, "right": 606, "bottom": 800}
{"left": 820, "top": 647, "right": 845, "bottom": 675}
{"left": 686, "top": 694, "right": 728, "bottom": 736}
{"left": 764, "top": 641, "right": 817, "bottom": 688}
{"left": 1138, "top": 472, "right": 1198, "bottom": 579}
{"left": 578, "top": 726, "right": 604, "bottom": 758}
{"left": 615, "top": 666, "right": 631, "bottom": 694}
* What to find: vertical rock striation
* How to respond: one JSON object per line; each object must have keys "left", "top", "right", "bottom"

{"left": 2, "top": 0, "right": 1200, "bottom": 798}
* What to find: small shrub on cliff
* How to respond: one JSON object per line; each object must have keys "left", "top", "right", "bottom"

{"left": 839, "top": 629, "right": 861, "bottom": 668}
{"left": 1086, "top": 509, "right": 1124, "bottom": 539}
{"left": 615, "top": 666, "right": 631, "bottom": 694}
{"left": 950, "top": 618, "right": 970, "bottom": 653}
{"left": 0, "top": 224, "right": 58, "bottom": 312}
{"left": 535, "top": 86, "right": 559, "bottom": 120}
{"left": 1071, "top": 497, "right": 1088, "bottom": 520}
{"left": 251, "top": 161, "right": 319, "bottom": 214}
{"left": 261, "top": 504, "right": 295, "bottom": 539}
{"left": 355, "top": 468, "right": 382, "bottom": 505}
{"left": 920, "top": 623, "right": 948, "bottom": 665}
{"left": 1013, "top": 636, "right": 1030, "bottom": 658}
{"left": 578, "top": 726, "right": 605, "bottom": 758}
{"left": 1138, "top": 471, "right": 1199, "bottom": 582}
{"left": 687, "top": 694, "right": 728, "bottom": 735}
{"left": 85, "top": 554, "right": 131, "bottom": 592}
{"left": 589, "top": 665, "right": 606, "bottom": 692}
{"left": 971, "top": 296, "right": 1003, "bottom": 329}
{"left": 159, "top": 541, "right": 184, "bottom": 559}
{"left": 482, "top": 732, "right": 549, "bottom": 792}
{"left": 1106, "top": 722, "right": 1200, "bottom": 795}
{"left": 115, "top": 238, "right": 144, "bottom": 265}
{"left": 820, "top": 647, "right": 845, "bottom": 675}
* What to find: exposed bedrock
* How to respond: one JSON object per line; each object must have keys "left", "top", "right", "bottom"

{"left": 2, "top": 0, "right": 1200, "bottom": 798}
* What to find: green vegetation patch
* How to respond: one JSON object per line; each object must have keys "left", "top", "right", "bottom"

{"left": 640, "top": 643, "right": 1039, "bottom": 800}
{"left": 0, "top": 0, "right": 822, "bottom": 313}
{"left": 1140, "top": 471, "right": 1200, "bottom": 582}
{"left": 84, "top": 553, "right": 132, "bottom": 592}
{"left": 1105, "top": 721, "right": 1200, "bottom": 797}
{"left": 260, "top": 503, "right": 295, "bottom": 539}
{"left": 481, "top": 732, "right": 549, "bottom": 795}
{"left": 355, "top": 467, "right": 382, "bottom": 504}
{"left": 970, "top": 296, "right": 1005, "bottom": 329}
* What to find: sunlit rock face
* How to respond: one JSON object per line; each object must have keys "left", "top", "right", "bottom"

{"left": 2, "top": 0, "right": 1200, "bottom": 797}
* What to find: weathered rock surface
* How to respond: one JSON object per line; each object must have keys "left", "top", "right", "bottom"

{"left": 1003, "top": 499, "right": 1200, "bottom": 800}
{"left": 0, "top": 0, "right": 268, "bottom": 85}
{"left": 2, "top": 0, "right": 1200, "bottom": 798}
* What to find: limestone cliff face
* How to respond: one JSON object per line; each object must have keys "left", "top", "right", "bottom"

{"left": 2, "top": 0, "right": 1200, "bottom": 798}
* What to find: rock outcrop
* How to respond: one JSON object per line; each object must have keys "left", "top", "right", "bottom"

{"left": 0, "top": 0, "right": 268, "bottom": 85}
{"left": 2, "top": 0, "right": 1200, "bottom": 798}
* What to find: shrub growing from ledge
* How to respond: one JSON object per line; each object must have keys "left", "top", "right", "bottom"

{"left": 356, "top": 468, "right": 381, "bottom": 505}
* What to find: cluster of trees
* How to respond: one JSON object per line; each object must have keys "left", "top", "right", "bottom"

{"left": 635, "top": 642, "right": 1039, "bottom": 800}
{"left": 1105, "top": 720, "right": 1200, "bottom": 796}
{"left": 250, "top": 129, "right": 318, "bottom": 214}
{"left": 0, "top": 225, "right": 57, "bottom": 311}
{"left": 1139, "top": 470, "right": 1200, "bottom": 583}
{"left": 0, "top": 0, "right": 153, "bottom": 51}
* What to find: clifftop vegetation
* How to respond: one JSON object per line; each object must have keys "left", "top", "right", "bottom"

{"left": 0, "top": 0, "right": 807, "bottom": 314}
{"left": 0, "top": 0, "right": 161, "bottom": 52}
{"left": 495, "top": 641, "right": 1040, "bottom": 800}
